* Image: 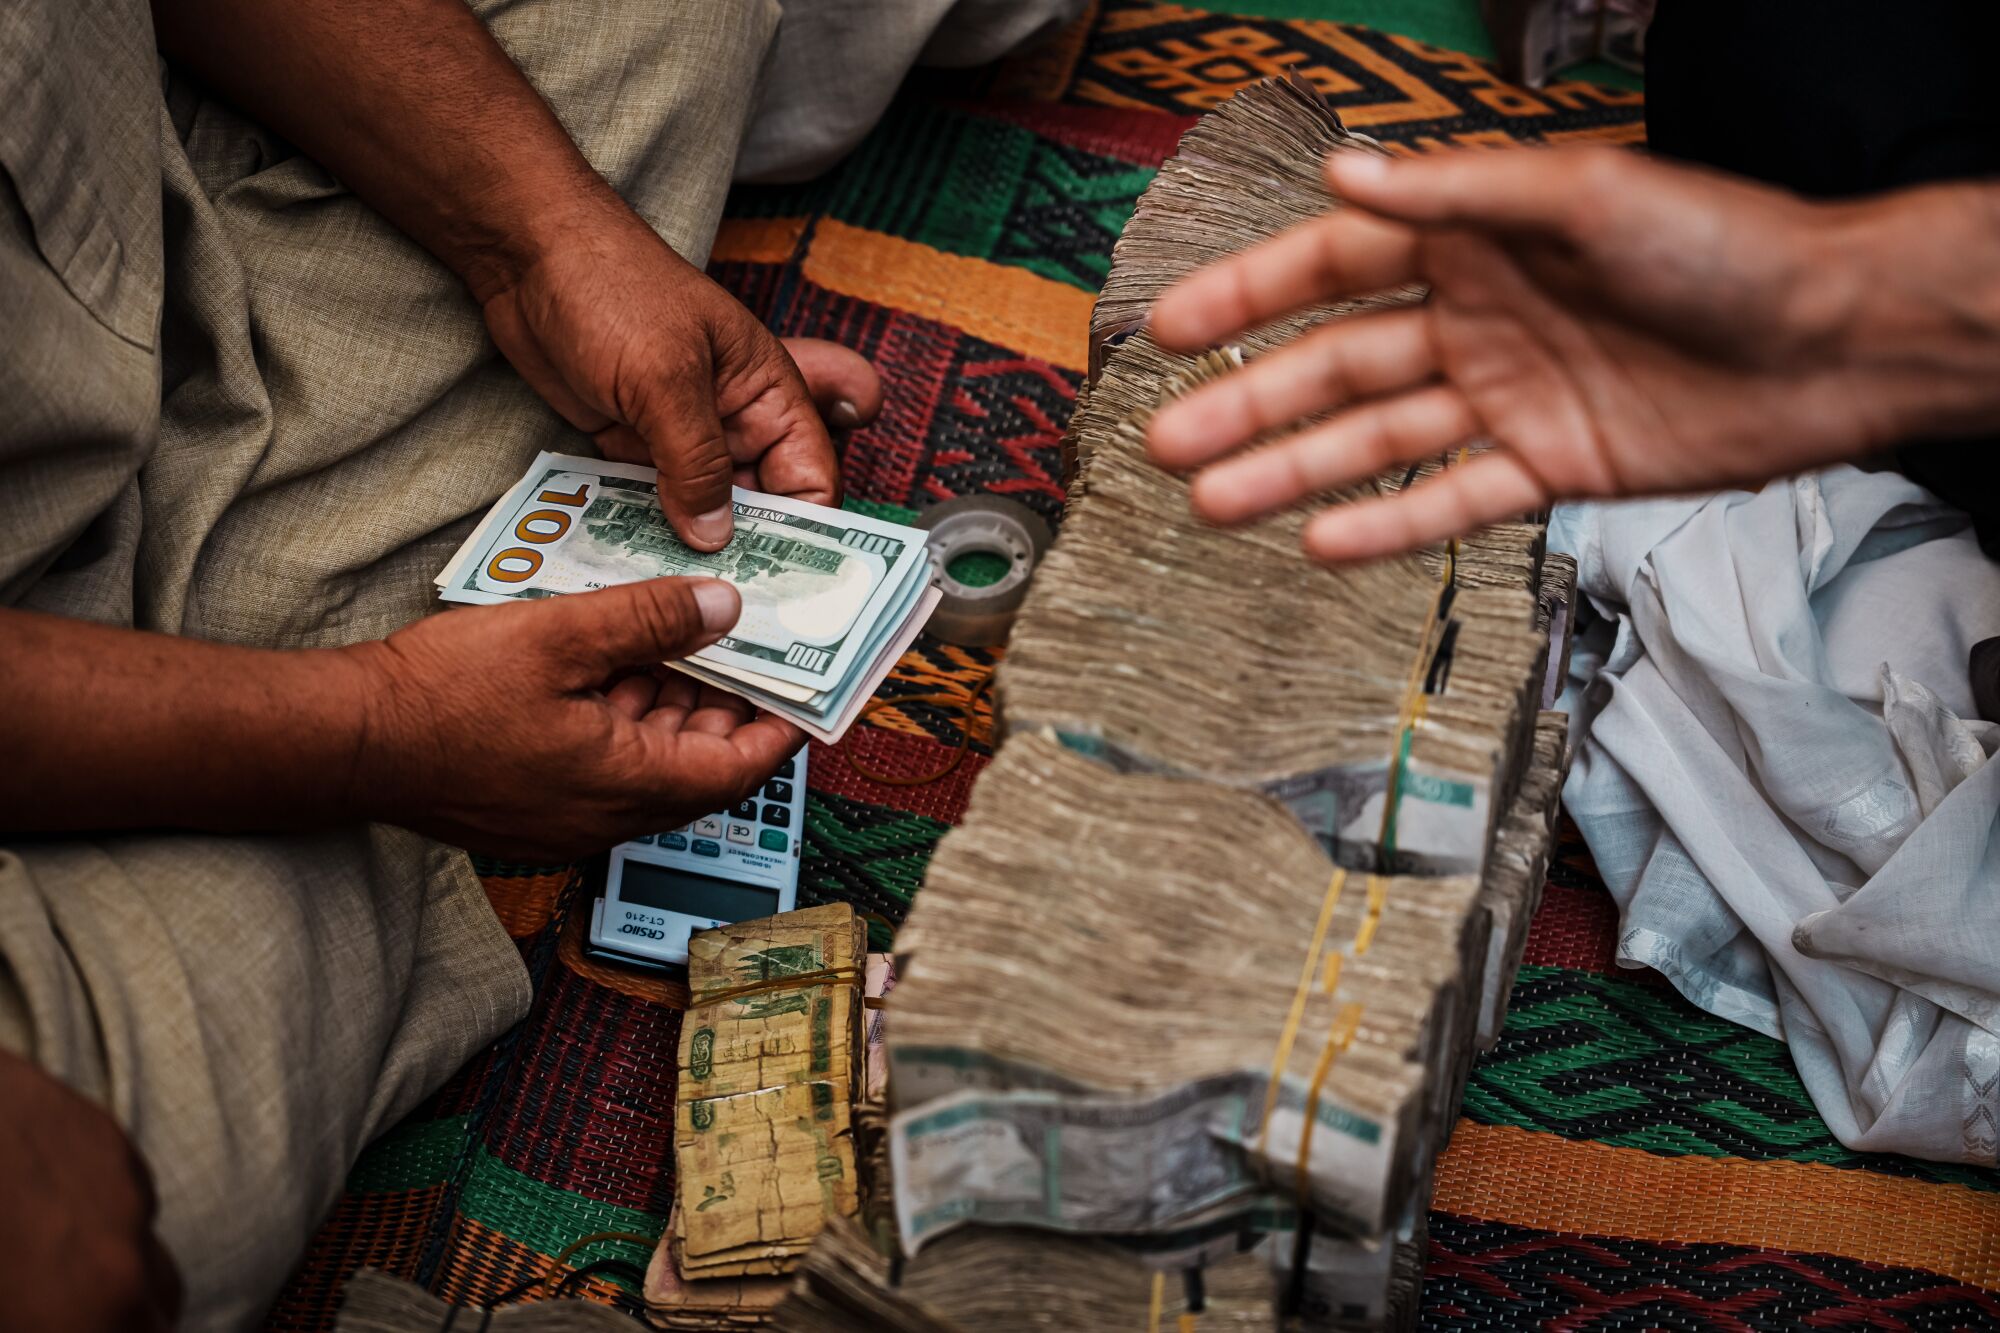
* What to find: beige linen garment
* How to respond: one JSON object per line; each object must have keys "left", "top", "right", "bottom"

{"left": 0, "top": 0, "right": 780, "bottom": 1327}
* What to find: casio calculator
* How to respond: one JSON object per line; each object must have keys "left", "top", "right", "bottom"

{"left": 585, "top": 747, "right": 806, "bottom": 972}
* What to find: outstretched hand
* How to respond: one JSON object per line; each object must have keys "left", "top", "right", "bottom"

{"left": 1147, "top": 146, "right": 1961, "bottom": 563}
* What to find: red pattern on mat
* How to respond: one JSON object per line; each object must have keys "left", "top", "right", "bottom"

{"left": 479, "top": 958, "right": 682, "bottom": 1212}
{"left": 1520, "top": 880, "right": 1622, "bottom": 973}
{"left": 807, "top": 730, "right": 991, "bottom": 825}
{"left": 947, "top": 97, "right": 1199, "bottom": 165}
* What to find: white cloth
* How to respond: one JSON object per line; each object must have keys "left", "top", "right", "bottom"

{"left": 735, "top": 0, "right": 1090, "bottom": 184}
{"left": 1552, "top": 466, "right": 2000, "bottom": 1163}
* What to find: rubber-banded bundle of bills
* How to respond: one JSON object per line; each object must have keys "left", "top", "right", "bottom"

{"left": 766, "top": 76, "right": 1573, "bottom": 1333}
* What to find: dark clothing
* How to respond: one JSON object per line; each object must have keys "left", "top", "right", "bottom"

{"left": 1645, "top": 0, "right": 2000, "bottom": 555}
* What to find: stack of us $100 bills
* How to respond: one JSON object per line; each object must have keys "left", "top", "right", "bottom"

{"left": 436, "top": 451, "right": 940, "bottom": 742}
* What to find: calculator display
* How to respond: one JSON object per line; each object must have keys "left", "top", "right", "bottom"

{"left": 616, "top": 860, "right": 782, "bottom": 922}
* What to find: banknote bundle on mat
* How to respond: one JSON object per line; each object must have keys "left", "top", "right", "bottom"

{"left": 759, "top": 76, "right": 1573, "bottom": 1332}
{"left": 436, "top": 453, "right": 940, "bottom": 742}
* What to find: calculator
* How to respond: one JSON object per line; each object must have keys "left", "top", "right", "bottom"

{"left": 585, "top": 747, "right": 807, "bottom": 972}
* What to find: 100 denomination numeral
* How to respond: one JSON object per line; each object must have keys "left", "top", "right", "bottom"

{"left": 484, "top": 482, "right": 591, "bottom": 583}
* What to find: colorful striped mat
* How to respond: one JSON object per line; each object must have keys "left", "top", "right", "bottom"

{"left": 266, "top": 4, "right": 2000, "bottom": 1329}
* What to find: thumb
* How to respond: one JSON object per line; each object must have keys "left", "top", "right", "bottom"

{"left": 548, "top": 577, "right": 742, "bottom": 678}
{"left": 629, "top": 359, "right": 738, "bottom": 552}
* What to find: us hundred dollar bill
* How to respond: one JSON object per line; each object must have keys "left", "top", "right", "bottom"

{"left": 437, "top": 452, "right": 928, "bottom": 692}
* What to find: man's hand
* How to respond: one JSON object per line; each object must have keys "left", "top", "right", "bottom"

{"left": 1, "top": 581, "right": 802, "bottom": 859}
{"left": 345, "top": 577, "right": 804, "bottom": 861}
{"left": 1148, "top": 147, "right": 2000, "bottom": 563}
{"left": 0, "top": 1050, "right": 180, "bottom": 1333}
{"left": 147, "top": 0, "right": 842, "bottom": 553}
{"left": 476, "top": 205, "right": 839, "bottom": 552}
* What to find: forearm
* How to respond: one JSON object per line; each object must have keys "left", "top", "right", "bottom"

{"left": 148, "top": 0, "right": 631, "bottom": 299}
{"left": 1817, "top": 182, "right": 2000, "bottom": 445}
{"left": 0, "top": 610, "right": 375, "bottom": 836}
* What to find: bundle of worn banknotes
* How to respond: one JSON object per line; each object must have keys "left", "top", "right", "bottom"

{"left": 436, "top": 454, "right": 941, "bottom": 743}
{"left": 754, "top": 76, "right": 1574, "bottom": 1332}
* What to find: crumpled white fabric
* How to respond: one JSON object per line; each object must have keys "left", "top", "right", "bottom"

{"left": 1551, "top": 466, "right": 2000, "bottom": 1163}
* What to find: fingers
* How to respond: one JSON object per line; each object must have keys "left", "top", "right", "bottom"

{"left": 1149, "top": 309, "right": 1437, "bottom": 470}
{"left": 628, "top": 706, "right": 804, "bottom": 812}
{"left": 626, "top": 367, "right": 738, "bottom": 551}
{"left": 781, "top": 338, "right": 885, "bottom": 431}
{"left": 1302, "top": 451, "right": 1548, "bottom": 563}
{"left": 605, "top": 670, "right": 662, "bottom": 720}
{"left": 725, "top": 344, "right": 842, "bottom": 509}
{"left": 548, "top": 577, "right": 741, "bottom": 679}
{"left": 1189, "top": 385, "right": 1480, "bottom": 525}
{"left": 1324, "top": 145, "right": 1613, "bottom": 233}
{"left": 644, "top": 682, "right": 757, "bottom": 738}
{"left": 1151, "top": 207, "right": 1419, "bottom": 352}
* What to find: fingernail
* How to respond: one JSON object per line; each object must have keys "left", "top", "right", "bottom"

{"left": 690, "top": 579, "right": 741, "bottom": 633}
{"left": 829, "top": 399, "right": 862, "bottom": 430}
{"left": 689, "top": 506, "right": 734, "bottom": 548}
{"left": 1331, "top": 153, "right": 1389, "bottom": 185}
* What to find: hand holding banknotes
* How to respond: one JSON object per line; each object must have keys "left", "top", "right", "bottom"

{"left": 346, "top": 577, "right": 803, "bottom": 861}
{"left": 475, "top": 200, "right": 844, "bottom": 552}
{"left": 1148, "top": 146, "right": 2000, "bottom": 562}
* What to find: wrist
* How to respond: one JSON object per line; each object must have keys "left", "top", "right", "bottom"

{"left": 446, "top": 165, "right": 640, "bottom": 305}
{"left": 1817, "top": 184, "right": 2000, "bottom": 445}
{"left": 318, "top": 638, "right": 430, "bottom": 828}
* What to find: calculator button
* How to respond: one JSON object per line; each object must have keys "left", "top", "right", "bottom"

{"left": 762, "top": 778, "right": 793, "bottom": 804}
{"left": 660, "top": 833, "right": 688, "bottom": 851}
{"left": 692, "top": 839, "right": 721, "bottom": 858}
{"left": 775, "top": 758, "right": 795, "bottom": 778}
{"left": 726, "top": 820, "right": 755, "bottom": 845}
{"left": 759, "top": 829, "right": 788, "bottom": 853}
{"left": 731, "top": 798, "right": 759, "bottom": 821}
{"left": 694, "top": 817, "right": 723, "bottom": 838}
{"left": 762, "top": 803, "right": 791, "bottom": 828}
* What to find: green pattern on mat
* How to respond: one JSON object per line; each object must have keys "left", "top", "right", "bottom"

{"left": 345, "top": 1115, "right": 473, "bottom": 1193}
{"left": 799, "top": 790, "right": 951, "bottom": 941}
{"left": 1209, "top": 0, "right": 1644, "bottom": 91}
{"left": 1468, "top": 965, "right": 2000, "bottom": 1194}
{"left": 454, "top": 1145, "right": 663, "bottom": 1277}
{"left": 842, "top": 496, "right": 922, "bottom": 525}
{"left": 731, "top": 103, "right": 1154, "bottom": 292}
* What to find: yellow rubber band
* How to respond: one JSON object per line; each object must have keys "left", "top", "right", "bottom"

{"left": 1147, "top": 1272, "right": 1165, "bottom": 1333}
{"left": 1255, "top": 868, "right": 1349, "bottom": 1151}
{"left": 1294, "top": 1001, "right": 1365, "bottom": 1203}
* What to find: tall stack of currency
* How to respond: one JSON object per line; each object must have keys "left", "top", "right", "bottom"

{"left": 435, "top": 453, "right": 940, "bottom": 742}
{"left": 735, "top": 74, "right": 1572, "bottom": 1332}
{"left": 1006, "top": 340, "right": 1551, "bottom": 876}
{"left": 1089, "top": 75, "right": 1417, "bottom": 378}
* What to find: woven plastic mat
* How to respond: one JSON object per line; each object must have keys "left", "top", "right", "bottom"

{"left": 266, "top": 5, "right": 2000, "bottom": 1329}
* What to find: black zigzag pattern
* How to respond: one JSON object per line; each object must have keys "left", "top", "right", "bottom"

{"left": 1421, "top": 1214, "right": 2000, "bottom": 1332}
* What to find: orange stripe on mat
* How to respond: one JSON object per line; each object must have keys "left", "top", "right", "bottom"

{"left": 1436, "top": 1121, "right": 2000, "bottom": 1288}
{"left": 802, "top": 219, "right": 1093, "bottom": 372}
{"left": 710, "top": 216, "right": 807, "bottom": 266}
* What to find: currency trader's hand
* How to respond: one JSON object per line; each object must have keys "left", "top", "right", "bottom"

{"left": 477, "top": 202, "right": 840, "bottom": 553}
{"left": 345, "top": 577, "right": 804, "bottom": 861}
{"left": 0, "top": 1049, "right": 181, "bottom": 1333}
{"left": 1149, "top": 146, "right": 2000, "bottom": 563}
